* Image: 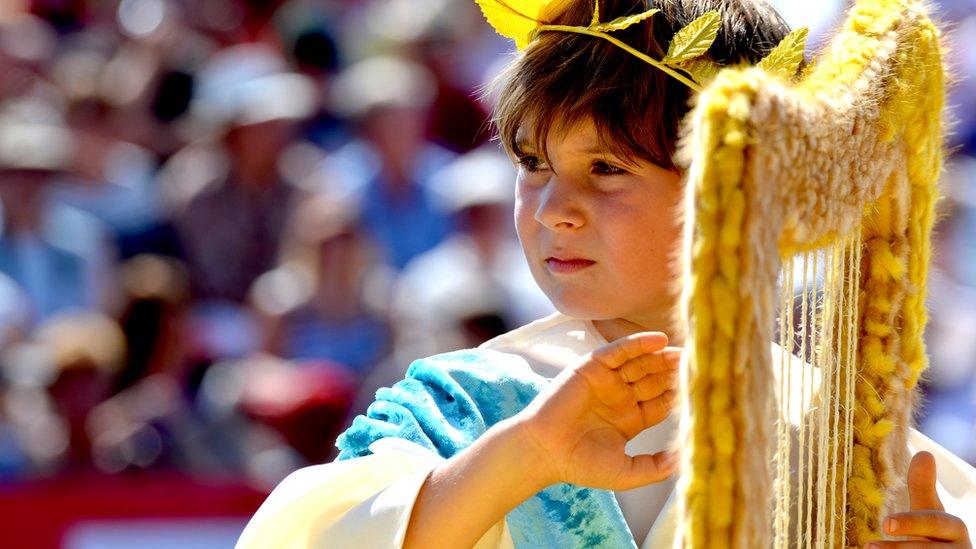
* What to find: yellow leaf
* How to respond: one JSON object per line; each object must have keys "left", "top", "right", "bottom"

{"left": 474, "top": 0, "right": 542, "bottom": 49}
{"left": 678, "top": 57, "right": 720, "bottom": 86}
{"left": 540, "top": 0, "right": 576, "bottom": 22}
{"left": 474, "top": 0, "right": 573, "bottom": 49}
{"left": 590, "top": 0, "right": 600, "bottom": 26}
{"left": 589, "top": 8, "right": 659, "bottom": 33}
{"left": 663, "top": 10, "right": 720, "bottom": 64}
{"left": 757, "top": 27, "right": 809, "bottom": 79}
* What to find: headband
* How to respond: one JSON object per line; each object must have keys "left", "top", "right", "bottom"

{"left": 475, "top": 0, "right": 808, "bottom": 91}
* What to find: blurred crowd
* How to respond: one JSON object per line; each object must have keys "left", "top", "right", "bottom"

{"left": 0, "top": 0, "right": 555, "bottom": 492}
{"left": 0, "top": 0, "right": 973, "bottom": 502}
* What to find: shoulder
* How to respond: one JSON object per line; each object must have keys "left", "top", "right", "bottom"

{"left": 479, "top": 312, "right": 571, "bottom": 350}
{"left": 479, "top": 312, "right": 601, "bottom": 378}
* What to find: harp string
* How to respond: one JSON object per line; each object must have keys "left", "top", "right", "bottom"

{"left": 843, "top": 234, "right": 863, "bottom": 546}
{"left": 804, "top": 251, "right": 820, "bottom": 549}
{"left": 773, "top": 254, "right": 795, "bottom": 548}
{"left": 826, "top": 240, "right": 846, "bottom": 547}
{"left": 794, "top": 251, "right": 811, "bottom": 548}
{"left": 784, "top": 259, "right": 796, "bottom": 546}
{"left": 818, "top": 241, "right": 845, "bottom": 546}
{"left": 815, "top": 246, "right": 833, "bottom": 547}
{"left": 770, "top": 235, "right": 862, "bottom": 548}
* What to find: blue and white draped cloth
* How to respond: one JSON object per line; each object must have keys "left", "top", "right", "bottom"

{"left": 335, "top": 349, "right": 639, "bottom": 548}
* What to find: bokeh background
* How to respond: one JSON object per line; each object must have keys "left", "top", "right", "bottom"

{"left": 0, "top": 0, "right": 973, "bottom": 547}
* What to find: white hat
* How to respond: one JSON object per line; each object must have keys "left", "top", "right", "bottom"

{"left": 192, "top": 43, "right": 318, "bottom": 130}
{"left": 226, "top": 72, "right": 318, "bottom": 127}
{"left": 0, "top": 97, "right": 73, "bottom": 173}
{"left": 428, "top": 146, "right": 515, "bottom": 213}
{"left": 329, "top": 56, "right": 435, "bottom": 119}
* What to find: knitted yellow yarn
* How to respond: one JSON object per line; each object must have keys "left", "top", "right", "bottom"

{"left": 674, "top": 0, "right": 946, "bottom": 547}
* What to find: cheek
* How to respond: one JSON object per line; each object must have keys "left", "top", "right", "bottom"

{"left": 513, "top": 188, "right": 537, "bottom": 246}
{"left": 603, "top": 201, "right": 681, "bottom": 281}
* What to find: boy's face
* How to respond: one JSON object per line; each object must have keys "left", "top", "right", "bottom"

{"left": 513, "top": 117, "right": 683, "bottom": 325}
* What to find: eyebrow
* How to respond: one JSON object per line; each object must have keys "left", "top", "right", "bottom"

{"left": 514, "top": 131, "right": 642, "bottom": 170}
{"left": 515, "top": 138, "right": 610, "bottom": 156}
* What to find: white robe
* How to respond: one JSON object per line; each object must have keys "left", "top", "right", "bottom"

{"left": 237, "top": 312, "right": 976, "bottom": 548}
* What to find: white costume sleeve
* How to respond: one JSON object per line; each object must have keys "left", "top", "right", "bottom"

{"left": 236, "top": 437, "right": 513, "bottom": 548}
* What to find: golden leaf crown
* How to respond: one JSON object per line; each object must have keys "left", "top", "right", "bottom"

{"left": 474, "top": 0, "right": 809, "bottom": 91}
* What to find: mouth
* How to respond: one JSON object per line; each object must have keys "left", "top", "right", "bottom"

{"left": 545, "top": 256, "right": 596, "bottom": 274}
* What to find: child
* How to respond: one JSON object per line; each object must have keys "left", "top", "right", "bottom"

{"left": 237, "top": 1, "right": 976, "bottom": 547}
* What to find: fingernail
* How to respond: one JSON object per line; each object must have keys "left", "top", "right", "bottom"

{"left": 885, "top": 517, "right": 898, "bottom": 533}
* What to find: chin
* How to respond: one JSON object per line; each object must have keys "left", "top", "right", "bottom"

{"left": 547, "top": 291, "right": 619, "bottom": 321}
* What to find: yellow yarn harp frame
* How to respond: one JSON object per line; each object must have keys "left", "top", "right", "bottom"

{"left": 674, "top": 0, "right": 947, "bottom": 547}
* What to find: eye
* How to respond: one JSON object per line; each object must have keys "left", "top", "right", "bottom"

{"left": 517, "top": 154, "right": 549, "bottom": 173}
{"left": 592, "top": 160, "right": 627, "bottom": 176}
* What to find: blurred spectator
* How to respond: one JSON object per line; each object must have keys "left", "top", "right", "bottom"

{"left": 322, "top": 55, "right": 455, "bottom": 270}
{"left": 250, "top": 193, "right": 394, "bottom": 378}
{"left": 357, "top": 0, "right": 492, "bottom": 152}
{"left": 114, "top": 254, "right": 190, "bottom": 394}
{"left": 195, "top": 354, "right": 322, "bottom": 489}
{"left": 43, "top": 36, "right": 180, "bottom": 259}
{"left": 161, "top": 43, "right": 316, "bottom": 303}
{"left": 1, "top": 340, "right": 71, "bottom": 479}
{"left": 236, "top": 355, "right": 357, "bottom": 465}
{"left": 290, "top": 24, "right": 346, "bottom": 151}
{"left": 0, "top": 96, "right": 113, "bottom": 323}
{"left": 35, "top": 312, "right": 125, "bottom": 473}
{"left": 273, "top": 2, "right": 347, "bottom": 151}
{"left": 0, "top": 272, "right": 30, "bottom": 348}
{"left": 108, "top": 2, "right": 219, "bottom": 159}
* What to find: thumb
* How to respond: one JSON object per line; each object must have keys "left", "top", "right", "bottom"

{"left": 908, "top": 451, "right": 944, "bottom": 511}
{"left": 622, "top": 451, "right": 678, "bottom": 489}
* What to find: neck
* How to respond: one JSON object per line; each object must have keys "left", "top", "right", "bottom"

{"left": 590, "top": 309, "right": 684, "bottom": 346}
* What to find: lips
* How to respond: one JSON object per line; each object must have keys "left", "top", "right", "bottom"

{"left": 545, "top": 256, "right": 596, "bottom": 273}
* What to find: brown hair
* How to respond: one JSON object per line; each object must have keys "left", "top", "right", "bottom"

{"left": 489, "top": 0, "right": 794, "bottom": 171}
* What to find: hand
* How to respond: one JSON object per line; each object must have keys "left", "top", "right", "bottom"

{"left": 511, "top": 331, "right": 680, "bottom": 491}
{"left": 865, "top": 451, "right": 972, "bottom": 548}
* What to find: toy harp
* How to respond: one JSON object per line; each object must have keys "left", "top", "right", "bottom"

{"left": 674, "top": 0, "right": 948, "bottom": 547}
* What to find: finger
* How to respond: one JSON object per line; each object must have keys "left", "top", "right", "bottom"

{"left": 618, "top": 450, "right": 678, "bottom": 489}
{"left": 590, "top": 332, "right": 669, "bottom": 371}
{"left": 578, "top": 362, "right": 634, "bottom": 409}
{"left": 908, "top": 451, "right": 944, "bottom": 512}
{"left": 618, "top": 347, "right": 682, "bottom": 382}
{"left": 632, "top": 370, "right": 678, "bottom": 402}
{"left": 885, "top": 511, "right": 969, "bottom": 542}
{"left": 640, "top": 390, "right": 676, "bottom": 427}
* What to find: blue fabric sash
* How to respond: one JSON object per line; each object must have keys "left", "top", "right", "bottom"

{"left": 335, "top": 349, "right": 638, "bottom": 548}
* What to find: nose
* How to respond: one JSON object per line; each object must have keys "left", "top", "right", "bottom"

{"left": 534, "top": 176, "right": 586, "bottom": 231}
